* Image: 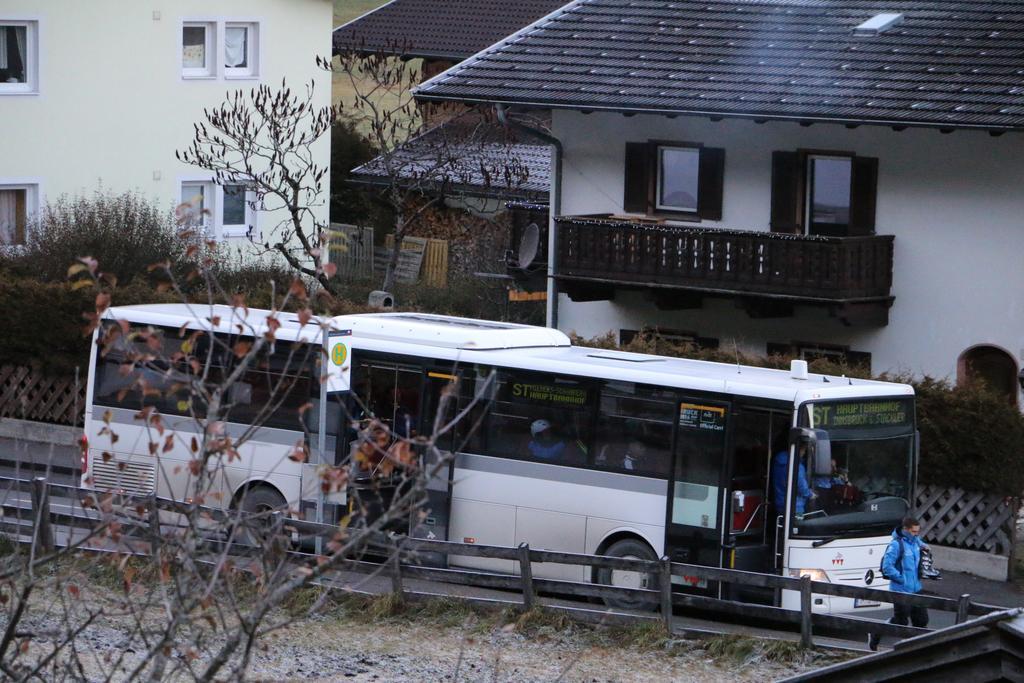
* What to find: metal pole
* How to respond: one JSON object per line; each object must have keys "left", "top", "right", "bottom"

{"left": 315, "top": 328, "right": 329, "bottom": 556}
{"left": 31, "top": 477, "right": 54, "bottom": 556}
{"left": 799, "top": 574, "right": 813, "bottom": 648}
{"left": 149, "top": 492, "right": 161, "bottom": 554}
{"left": 660, "top": 556, "right": 673, "bottom": 634}
{"left": 518, "top": 543, "right": 535, "bottom": 611}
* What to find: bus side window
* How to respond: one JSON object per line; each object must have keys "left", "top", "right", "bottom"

{"left": 218, "top": 339, "right": 315, "bottom": 432}
{"left": 593, "top": 381, "right": 674, "bottom": 477}
{"left": 92, "top": 323, "right": 202, "bottom": 418}
{"left": 454, "top": 366, "right": 494, "bottom": 454}
{"left": 486, "top": 370, "right": 593, "bottom": 465}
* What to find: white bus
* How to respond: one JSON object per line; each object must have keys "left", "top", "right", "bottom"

{"left": 84, "top": 304, "right": 916, "bottom": 613}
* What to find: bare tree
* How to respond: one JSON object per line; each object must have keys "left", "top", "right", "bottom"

{"left": 0, "top": 229, "right": 494, "bottom": 680}
{"left": 335, "top": 45, "right": 530, "bottom": 293}
{"left": 177, "top": 81, "right": 340, "bottom": 293}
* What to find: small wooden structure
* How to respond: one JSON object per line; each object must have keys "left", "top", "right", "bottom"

{"left": 783, "top": 608, "right": 1024, "bottom": 682}
{"left": 382, "top": 235, "right": 449, "bottom": 287}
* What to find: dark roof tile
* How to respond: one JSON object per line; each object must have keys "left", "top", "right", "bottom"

{"left": 333, "top": 0, "right": 569, "bottom": 60}
{"left": 415, "top": 0, "right": 1024, "bottom": 129}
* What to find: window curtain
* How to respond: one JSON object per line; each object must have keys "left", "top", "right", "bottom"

{"left": 0, "top": 190, "right": 19, "bottom": 245}
{"left": 0, "top": 26, "right": 8, "bottom": 70}
{"left": 225, "top": 27, "right": 247, "bottom": 68}
{"left": 13, "top": 25, "right": 24, "bottom": 72}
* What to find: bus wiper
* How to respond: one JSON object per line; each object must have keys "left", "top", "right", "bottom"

{"left": 812, "top": 529, "right": 868, "bottom": 548}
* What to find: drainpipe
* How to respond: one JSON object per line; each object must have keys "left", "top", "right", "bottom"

{"left": 495, "top": 104, "right": 563, "bottom": 330}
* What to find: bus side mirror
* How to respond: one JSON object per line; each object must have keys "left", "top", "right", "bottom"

{"left": 790, "top": 427, "right": 833, "bottom": 476}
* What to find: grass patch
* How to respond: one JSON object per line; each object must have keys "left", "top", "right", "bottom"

{"left": 601, "top": 620, "right": 681, "bottom": 652}
{"left": 506, "top": 607, "right": 576, "bottom": 639}
{"left": 702, "top": 634, "right": 821, "bottom": 668}
{"left": 324, "top": 593, "right": 497, "bottom": 630}
{"left": 334, "top": 0, "right": 385, "bottom": 26}
{"left": 0, "top": 534, "right": 18, "bottom": 558}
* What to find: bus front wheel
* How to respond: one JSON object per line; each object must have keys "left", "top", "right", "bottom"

{"left": 597, "top": 538, "right": 659, "bottom": 612}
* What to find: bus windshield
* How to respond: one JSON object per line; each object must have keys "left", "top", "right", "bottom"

{"left": 792, "top": 398, "right": 915, "bottom": 538}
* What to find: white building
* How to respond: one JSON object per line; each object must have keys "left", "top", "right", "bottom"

{"left": 416, "top": 0, "right": 1024, "bottom": 401}
{"left": 0, "top": 0, "right": 332, "bottom": 248}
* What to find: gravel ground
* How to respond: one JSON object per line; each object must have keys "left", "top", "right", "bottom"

{"left": 3, "top": 587, "right": 846, "bottom": 682}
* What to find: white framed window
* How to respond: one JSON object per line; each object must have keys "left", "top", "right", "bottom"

{"left": 180, "top": 181, "right": 213, "bottom": 231}
{"left": 220, "top": 183, "right": 255, "bottom": 238}
{"left": 224, "top": 22, "right": 259, "bottom": 79}
{"left": 0, "top": 182, "right": 39, "bottom": 246}
{"left": 181, "top": 20, "right": 260, "bottom": 80}
{"left": 0, "top": 20, "right": 39, "bottom": 94}
{"left": 179, "top": 180, "right": 255, "bottom": 241}
{"left": 182, "top": 22, "right": 216, "bottom": 78}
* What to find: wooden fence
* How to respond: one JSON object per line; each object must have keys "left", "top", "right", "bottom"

{"left": 914, "top": 485, "right": 1018, "bottom": 556}
{"left": 1, "top": 475, "right": 1005, "bottom": 649}
{"left": 0, "top": 365, "right": 84, "bottom": 426}
{"left": 383, "top": 235, "right": 449, "bottom": 287}
{"left": 326, "top": 225, "right": 449, "bottom": 288}
{"left": 328, "top": 223, "right": 374, "bottom": 280}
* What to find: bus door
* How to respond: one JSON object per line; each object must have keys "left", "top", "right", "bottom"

{"left": 410, "top": 367, "right": 460, "bottom": 565}
{"left": 724, "top": 407, "right": 790, "bottom": 602}
{"left": 346, "top": 357, "right": 422, "bottom": 531}
{"left": 666, "top": 398, "right": 730, "bottom": 597}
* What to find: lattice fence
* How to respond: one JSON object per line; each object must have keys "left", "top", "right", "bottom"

{"left": 0, "top": 365, "right": 85, "bottom": 426}
{"left": 914, "top": 484, "right": 1019, "bottom": 556}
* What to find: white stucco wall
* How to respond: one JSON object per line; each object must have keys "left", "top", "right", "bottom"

{"left": 0, "top": 0, "right": 333, "bottom": 252}
{"left": 552, "top": 109, "right": 1024, "bottom": 381}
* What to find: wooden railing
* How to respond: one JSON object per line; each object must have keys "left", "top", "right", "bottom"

{"left": 0, "top": 475, "right": 1005, "bottom": 648}
{"left": 556, "top": 216, "right": 894, "bottom": 302}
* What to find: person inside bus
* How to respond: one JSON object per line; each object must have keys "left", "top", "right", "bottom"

{"left": 811, "top": 458, "right": 847, "bottom": 507}
{"left": 528, "top": 419, "right": 566, "bottom": 461}
{"left": 771, "top": 439, "right": 814, "bottom": 516}
{"left": 391, "top": 387, "right": 417, "bottom": 440}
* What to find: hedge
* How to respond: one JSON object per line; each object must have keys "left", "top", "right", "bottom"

{"left": 574, "top": 331, "right": 1024, "bottom": 497}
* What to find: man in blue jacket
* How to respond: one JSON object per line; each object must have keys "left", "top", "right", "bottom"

{"left": 771, "top": 446, "right": 814, "bottom": 515}
{"left": 868, "top": 516, "right": 928, "bottom": 651}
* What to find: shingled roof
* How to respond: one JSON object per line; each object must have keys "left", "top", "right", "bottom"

{"left": 415, "top": 0, "right": 1024, "bottom": 131}
{"left": 333, "top": 0, "right": 569, "bottom": 61}
{"left": 348, "top": 114, "right": 551, "bottom": 201}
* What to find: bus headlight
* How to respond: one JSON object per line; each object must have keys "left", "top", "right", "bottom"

{"left": 789, "top": 568, "right": 830, "bottom": 583}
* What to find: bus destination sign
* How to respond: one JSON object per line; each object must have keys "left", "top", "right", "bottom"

{"left": 679, "top": 403, "right": 726, "bottom": 431}
{"left": 811, "top": 400, "right": 911, "bottom": 429}
{"left": 511, "top": 382, "right": 589, "bottom": 408}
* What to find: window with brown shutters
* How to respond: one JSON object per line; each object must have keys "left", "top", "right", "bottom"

{"left": 766, "top": 341, "right": 871, "bottom": 372}
{"left": 770, "top": 150, "right": 878, "bottom": 237}
{"left": 623, "top": 141, "right": 724, "bottom": 220}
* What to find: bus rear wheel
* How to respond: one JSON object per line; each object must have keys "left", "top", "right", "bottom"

{"left": 235, "top": 486, "right": 287, "bottom": 547}
{"left": 596, "top": 538, "right": 659, "bottom": 612}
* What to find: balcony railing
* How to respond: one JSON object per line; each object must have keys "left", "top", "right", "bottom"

{"left": 556, "top": 216, "right": 894, "bottom": 302}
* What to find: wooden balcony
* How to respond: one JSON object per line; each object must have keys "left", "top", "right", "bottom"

{"left": 555, "top": 216, "right": 894, "bottom": 325}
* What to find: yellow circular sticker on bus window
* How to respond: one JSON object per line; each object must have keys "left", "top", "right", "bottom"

{"left": 331, "top": 342, "right": 348, "bottom": 366}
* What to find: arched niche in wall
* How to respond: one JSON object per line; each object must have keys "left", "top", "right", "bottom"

{"left": 957, "top": 345, "right": 1019, "bottom": 406}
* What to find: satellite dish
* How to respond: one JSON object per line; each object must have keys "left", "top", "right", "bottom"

{"left": 517, "top": 222, "right": 540, "bottom": 270}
